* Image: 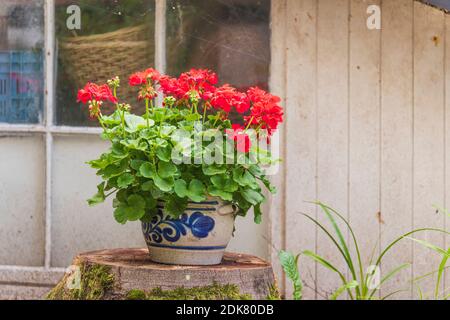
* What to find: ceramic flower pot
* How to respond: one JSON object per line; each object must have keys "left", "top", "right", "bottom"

{"left": 141, "top": 197, "right": 236, "bottom": 265}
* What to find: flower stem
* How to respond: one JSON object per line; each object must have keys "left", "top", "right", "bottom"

{"left": 245, "top": 116, "right": 254, "bottom": 131}
{"left": 145, "top": 98, "right": 150, "bottom": 128}
{"left": 202, "top": 104, "right": 207, "bottom": 124}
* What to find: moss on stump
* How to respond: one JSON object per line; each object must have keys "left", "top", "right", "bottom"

{"left": 126, "top": 283, "right": 252, "bottom": 300}
{"left": 46, "top": 262, "right": 114, "bottom": 300}
{"left": 46, "top": 249, "right": 277, "bottom": 300}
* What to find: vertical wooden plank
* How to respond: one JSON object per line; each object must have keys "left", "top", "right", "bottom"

{"left": 316, "top": 0, "right": 349, "bottom": 299}
{"left": 380, "top": 0, "right": 414, "bottom": 299}
{"left": 348, "top": 0, "right": 381, "bottom": 297}
{"left": 445, "top": 13, "right": 450, "bottom": 298}
{"left": 284, "top": 0, "right": 318, "bottom": 300}
{"left": 413, "top": 1, "right": 445, "bottom": 298}
{"left": 268, "top": 0, "right": 287, "bottom": 296}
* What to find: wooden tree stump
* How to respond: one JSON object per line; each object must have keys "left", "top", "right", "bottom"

{"left": 47, "top": 248, "right": 278, "bottom": 300}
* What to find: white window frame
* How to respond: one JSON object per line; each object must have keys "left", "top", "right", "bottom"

{"left": 0, "top": 0, "right": 167, "bottom": 278}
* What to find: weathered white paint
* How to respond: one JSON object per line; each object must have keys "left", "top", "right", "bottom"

{"left": 268, "top": 0, "right": 287, "bottom": 295}
{"left": 413, "top": 1, "right": 446, "bottom": 298}
{"left": 283, "top": 0, "right": 318, "bottom": 300}
{"left": 445, "top": 12, "right": 450, "bottom": 300}
{"left": 349, "top": 0, "right": 381, "bottom": 299}
{"left": 380, "top": 0, "right": 414, "bottom": 299}
{"left": 316, "top": 0, "right": 350, "bottom": 299}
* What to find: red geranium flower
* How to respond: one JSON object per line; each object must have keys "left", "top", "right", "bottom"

{"left": 245, "top": 87, "right": 283, "bottom": 135}
{"left": 129, "top": 68, "right": 160, "bottom": 87}
{"left": 210, "top": 85, "right": 250, "bottom": 114}
{"left": 77, "top": 83, "right": 117, "bottom": 104}
{"left": 177, "top": 69, "right": 218, "bottom": 100}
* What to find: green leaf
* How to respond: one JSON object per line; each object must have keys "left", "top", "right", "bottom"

{"left": 141, "top": 180, "right": 154, "bottom": 191}
{"left": 113, "top": 206, "right": 128, "bottom": 224}
{"left": 248, "top": 164, "right": 264, "bottom": 177}
{"left": 102, "top": 159, "right": 128, "bottom": 178}
{"left": 164, "top": 196, "right": 188, "bottom": 218}
{"left": 254, "top": 203, "right": 262, "bottom": 224}
{"left": 87, "top": 182, "right": 106, "bottom": 206}
{"left": 117, "top": 173, "right": 135, "bottom": 188}
{"left": 130, "top": 159, "right": 145, "bottom": 171}
{"left": 145, "top": 196, "right": 157, "bottom": 210}
{"left": 174, "top": 179, "right": 188, "bottom": 198}
{"left": 186, "top": 113, "right": 201, "bottom": 121}
{"left": 369, "top": 263, "right": 410, "bottom": 299}
{"left": 156, "top": 145, "right": 172, "bottom": 162}
{"left": 154, "top": 174, "right": 174, "bottom": 192}
{"left": 278, "top": 251, "right": 302, "bottom": 300}
{"left": 260, "top": 176, "right": 276, "bottom": 194}
{"left": 158, "top": 162, "right": 177, "bottom": 178}
{"left": 125, "top": 114, "right": 152, "bottom": 132}
{"left": 232, "top": 167, "right": 258, "bottom": 188}
{"left": 202, "top": 164, "right": 227, "bottom": 176}
{"left": 210, "top": 174, "right": 238, "bottom": 193}
{"left": 140, "top": 162, "right": 156, "bottom": 178}
{"left": 241, "top": 189, "right": 264, "bottom": 205}
{"left": 188, "top": 179, "right": 206, "bottom": 202}
{"left": 125, "top": 194, "right": 146, "bottom": 221}
{"left": 330, "top": 281, "right": 359, "bottom": 300}
{"left": 207, "top": 186, "right": 233, "bottom": 201}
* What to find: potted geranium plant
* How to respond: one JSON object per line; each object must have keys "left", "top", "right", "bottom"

{"left": 80, "top": 68, "right": 283, "bottom": 265}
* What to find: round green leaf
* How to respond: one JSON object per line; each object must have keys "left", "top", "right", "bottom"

{"left": 158, "top": 162, "right": 177, "bottom": 178}
{"left": 140, "top": 162, "right": 156, "bottom": 178}
{"left": 117, "top": 173, "right": 135, "bottom": 188}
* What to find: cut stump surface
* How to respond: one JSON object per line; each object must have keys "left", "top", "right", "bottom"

{"left": 47, "top": 248, "right": 277, "bottom": 300}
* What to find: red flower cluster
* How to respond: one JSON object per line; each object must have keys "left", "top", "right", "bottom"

{"left": 245, "top": 87, "right": 284, "bottom": 135}
{"left": 77, "top": 68, "right": 284, "bottom": 144}
{"left": 159, "top": 69, "right": 217, "bottom": 101}
{"left": 210, "top": 85, "right": 250, "bottom": 114}
{"left": 128, "top": 68, "right": 160, "bottom": 86}
{"left": 129, "top": 68, "right": 160, "bottom": 100}
{"left": 226, "top": 124, "right": 251, "bottom": 153}
{"left": 77, "top": 83, "right": 117, "bottom": 104}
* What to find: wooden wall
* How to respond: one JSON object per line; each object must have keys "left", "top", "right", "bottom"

{"left": 269, "top": 0, "right": 450, "bottom": 299}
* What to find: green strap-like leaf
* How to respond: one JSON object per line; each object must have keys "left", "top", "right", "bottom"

{"left": 330, "top": 280, "right": 359, "bottom": 300}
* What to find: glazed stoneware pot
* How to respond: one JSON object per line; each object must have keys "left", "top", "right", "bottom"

{"left": 141, "top": 197, "right": 236, "bottom": 265}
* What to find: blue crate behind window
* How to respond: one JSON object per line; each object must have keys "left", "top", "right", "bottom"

{"left": 0, "top": 51, "right": 43, "bottom": 123}
{"left": 0, "top": 1, "right": 44, "bottom": 124}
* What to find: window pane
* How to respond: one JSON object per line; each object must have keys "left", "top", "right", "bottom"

{"left": 0, "top": 135, "right": 45, "bottom": 266}
{"left": 166, "top": 0, "right": 270, "bottom": 91}
{"left": 0, "top": 1, "right": 44, "bottom": 124}
{"left": 51, "top": 136, "right": 145, "bottom": 267}
{"left": 55, "top": 0, "right": 155, "bottom": 126}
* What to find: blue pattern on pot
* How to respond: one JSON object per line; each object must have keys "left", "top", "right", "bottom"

{"left": 141, "top": 198, "right": 236, "bottom": 265}
{"left": 142, "top": 210, "right": 216, "bottom": 243}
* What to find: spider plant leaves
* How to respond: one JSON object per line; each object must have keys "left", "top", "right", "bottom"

{"left": 406, "top": 237, "right": 450, "bottom": 299}
{"left": 279, "top": 250, "right": 302, "bottom": 300}
{"left": 301, "top": 250, "right": 352, "bottom": 298}
{"left": 330, "top": 280, "right": 359, "bottom": 300}
{"left": 368, "top": 263, "right": 410, "bottom": 299}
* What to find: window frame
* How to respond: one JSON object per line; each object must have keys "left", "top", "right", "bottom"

{"left": 0, "top": 0, "right": 167, "bottom": 270}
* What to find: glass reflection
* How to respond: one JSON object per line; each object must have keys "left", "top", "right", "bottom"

{"left": 55, "top": 0, "right": 155, "bottom": 126}
{"left": 166, "top": 0, "right": 270, "bottom": 91}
